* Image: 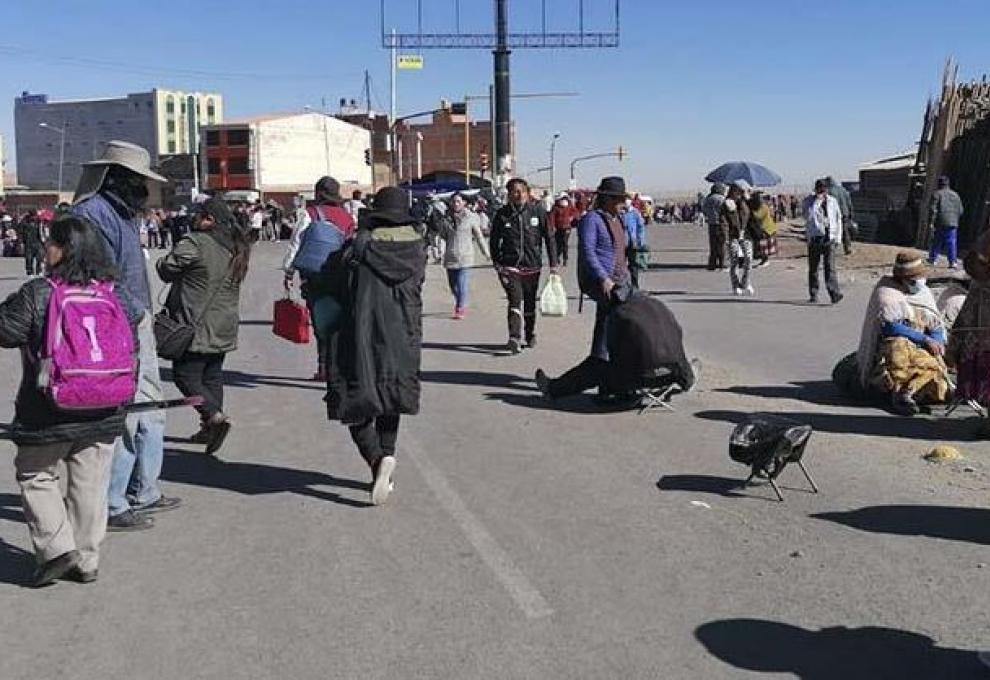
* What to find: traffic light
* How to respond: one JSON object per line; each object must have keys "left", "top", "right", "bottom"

{"left": 364, "top": 148, "right": 371, "bottom": 166}
{"left": 618, "top": 145, "right": 625, "bottom": 161}
{"left": 479, "top": 151, "right": 489, "bottom": 172}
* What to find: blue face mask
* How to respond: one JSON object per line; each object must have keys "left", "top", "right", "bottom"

{"left": 908, "top": 278, "right": 927, "bottom": 295}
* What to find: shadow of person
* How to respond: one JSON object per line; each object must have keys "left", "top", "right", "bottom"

{"left": 421, "top": 370, "right": 538, "bottom": 392}
{"left": 812, "top": 505, "right": 990, "bottom": 546}
{"left": 717, "top": 381, "right": 854, "bottom": 408}
{"left": 161, "top": 450, "right": 373, "bottom": 508}
{"left": 0, "top": 537, "right": 35, "bottom": 587}
{"left": 696, "top": 618, "right": 984, "bottom": 679}
{"left": 0, "top": 492, "right": 24, "bottom": 524}
{"left": 421, "top": 341, "right": 509, "bottom": 357}
{"left": 159, "top": 367, "right": 325, "bottom": 392}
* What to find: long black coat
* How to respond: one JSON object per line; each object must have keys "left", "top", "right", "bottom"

{"left": 326, "top": 227, "right": 426, "bottom": 424}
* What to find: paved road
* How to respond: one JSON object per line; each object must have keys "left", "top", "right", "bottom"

{"left": 1, "top": 225, "right": 988, "bottom": 679}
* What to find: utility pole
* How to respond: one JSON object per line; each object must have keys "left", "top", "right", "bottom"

{"left": 550, "top": 132, "right": 561, "bottom": 196}
{"left": 364, "top": 70, "right": 372, "bottom": 113}
{"left": 493, "top": 0, "right": 511, "bottom": 188}
{"left": 389, "top": 27, "right": 397, "bottom": 184}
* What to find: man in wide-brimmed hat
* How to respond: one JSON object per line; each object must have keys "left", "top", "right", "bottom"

{"left": 72, "top": 140, "right": 180, "bottom": 532}
{"left": 536, "top": 176, "right": 631, "bottom": 398}
{"left": 855, "top": 252, "right": 949, "bottom": 415}
{"left": 324, "top": 186, "right": 425, "bottom": 506}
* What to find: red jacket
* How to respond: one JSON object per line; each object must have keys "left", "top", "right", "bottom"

{"left": 549, "top": 204, "right": 579, "bottom": 231}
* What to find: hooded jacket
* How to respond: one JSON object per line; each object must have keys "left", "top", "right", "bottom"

{"left": 326, "top": 225, "right": 426, "bottom": 424}
{"left": 490, "top": 201, "right": 557, "bottom": 271}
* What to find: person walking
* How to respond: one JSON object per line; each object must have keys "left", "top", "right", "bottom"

{"left": 444, "top": 192, "right": 490, "bottom": 319}
{"left": 72, "top": 140, "right": 180, "bottom": 532}
{"left": 156, "top": 198, "right": 252, "bottom": 455}
{"left": 490, "top": 178, "right": 558, "bottom": 353}
{"left": 325, "top": 187, "right": 426, "bottom": 506}
{"left": 22, "top": 213, "right": 45, "bottom": 276}
{"left": 806, "top": 179, "right": 844, "bottom": 304}
{"left": 702, "top": 183, "right": 728, "bottom": 271}
{"left": 283, "top": 177, "right": 356, "bottom": 381}
{"left": 722, "top": 181, "right": 754, "bottom": 296}
{"left": 622, "top": 198, "right": 646, "bottom": 289}
{"left": 549, "top": 195, "right": 578, "bottom": 267}
{"left": 535, "top": 176, "right": 631, "bottom": 399}
{"left": 826, "top": 176, "right": 854, "bottom": 255}
{"left": 0, "top": 216, "right": 142, "bottom": 586}
{"left": 749, "top": 192, "right": 778, "bottom": 268}
{"left": 927, "top": 175, "right": 964, "bottom": 269}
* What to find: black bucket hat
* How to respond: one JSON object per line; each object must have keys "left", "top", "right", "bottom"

{"left": 366, "top": 187, "right": 415, "bottom": 226}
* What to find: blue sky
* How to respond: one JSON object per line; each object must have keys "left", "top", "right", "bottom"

{"left": 2, "top": 0, "right": 989, "bottom": 195}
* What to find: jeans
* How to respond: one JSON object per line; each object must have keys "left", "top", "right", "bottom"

{"left": 172, "top": 352, "right": 226, "bottom": 421}
{"left": 349, "top": 415, "right": 400, "bottom": 468}
{"left": 591, "top": 292, "right": 612, "bottom": 361}
{"left": 729, "top": 238, "right": 753, "bottom": 289}
{"left": 108, "top": 313, "right": 166, "bottom": 516}
{"left": 928, "top": 225, "right": 958, "bottom": 266}
{"left": 554, "top": 229, "right": 571, "bottom": 266}
{"left": 808, "top": 239, "right": 841, "bottom": 300}
{"left": 499, "top": 271, "right": 540, "bottom": 342}
{"left": 16, "top": 438, "right": 113, "bottom": 572}
{"left": 446, "top": 267, "right": 470, "bottom": 309}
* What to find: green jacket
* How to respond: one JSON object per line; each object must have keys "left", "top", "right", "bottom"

{"left": 157, "top": 232, "right": 242, "bottom": 354}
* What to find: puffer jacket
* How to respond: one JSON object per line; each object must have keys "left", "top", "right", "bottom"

{"left": 157, "top": 232, "right": 242, "bottom": 354}
{"left": 0, "top": 277, "right": 141, "bottom": 446}
{"left": 490, "top": 201, "right": 557, "bottom": 270}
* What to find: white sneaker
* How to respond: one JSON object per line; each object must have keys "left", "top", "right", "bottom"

{"left": 371, "top": 456, "right": 396, "bottom": 506}
{"left": 746, "top": 284, "right": 755, "bottom": 296}
{"left": 733, "top": 287, "right": 744, "bottom": 296}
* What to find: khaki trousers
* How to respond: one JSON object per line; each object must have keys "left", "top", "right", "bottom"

{"left": 15, "top": 438, "right": 114, "bottom": 572}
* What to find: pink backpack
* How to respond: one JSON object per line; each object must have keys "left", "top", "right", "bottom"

{"left": 38, "top": 280, "right": 137, "bottom": 410}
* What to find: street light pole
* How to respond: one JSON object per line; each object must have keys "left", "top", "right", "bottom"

{"left": 416, "top": 132, "right": 424, "bottom": 180}
{"left": 39, "top": 123, "right": 66, "bottom": 196}
{"left": 549, "top": 132, "right": 561, "bottom": 197}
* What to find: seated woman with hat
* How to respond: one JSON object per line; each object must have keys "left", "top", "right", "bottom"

{"left": 856, "top": 253, "right": 950, "bottom": 415}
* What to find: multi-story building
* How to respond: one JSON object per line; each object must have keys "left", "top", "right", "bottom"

{"left": 201, "top": 112, "right": 372, "bottom": 205}
{"left": 393, "top": 100, "right": 503, "bottom": 181}
{"left": 14, "top": 89, "right": 223, "bottom": 191}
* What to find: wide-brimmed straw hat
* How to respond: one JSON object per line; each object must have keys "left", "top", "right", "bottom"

{"left": 893, "top": 252, "right": 928, "bottom": 279}
{"left": 73, "top": 140, "right": 166, "bottom": 204}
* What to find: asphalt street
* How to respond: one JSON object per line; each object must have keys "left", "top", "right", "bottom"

{"left": 0, "top": 224, "right": 988, "bottom": 679}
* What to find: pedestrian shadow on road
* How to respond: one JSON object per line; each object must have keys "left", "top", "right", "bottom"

{"left": 668, "top": 297, "right": 816, "bottom": 307}
{"left": 696, "top": 618, "right": 984, "bottom": 679}
{"left": 0, "top": 492, "right": 24, "bottom": 524}
{"left": 422, "top": 341, "right": 509, "bottom": 357}
{"left": 421, "top": 370, "right": 539, "bottom": 391}
{"left": 812, "top": 505, "right": 990, "bottom": 546}
{"left": 0, "top": 537, "right": 34, "bottom": 587}
{"left": 482, "top": 391, "right": 631, "bottom": 414}
{"left": 159, "top": 367, "right": 325, "bottom": 392}
{"left": 717, "top": 381, "right": 853, "bottom": 408}
{"left": 161, "top": 449, "right": 373, "bottom": 508}
{"left": 694, "top": 409, "right": 974, "bottom": 442}
{"left": 645, "top": 263, "right": 710, "bottom": 271}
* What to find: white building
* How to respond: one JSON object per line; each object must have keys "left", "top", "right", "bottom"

{"left": 201, "top": 112, "right": 372, "bottom": 199}
{"left": 14, "top": 89, "right": 223, "bottom": 192}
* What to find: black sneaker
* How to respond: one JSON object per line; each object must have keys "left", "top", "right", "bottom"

{"left": 526, "top": 335, "right": 538, "bottom": 349}
{"left": 891, "top": 392, "right": 920, "bottom": 417}
{"left": 108, "top": 509, "right": 155, "bottom": 532}
{"left": 507, "top": 338, "right": 522, "bottom": 354}
{"left": 65, "top": 566, "right": 98, "bottom": 584}
{"left": 831, "top": 293, "right": 844, "bottom": 305}
{"left": 808, "top": 295, "right": 819, "bottom": 304}
{"left": 534, "top": 369, "right": 553, "bottom": 399}
{"left": 133, "top": 496, "right": 182, "bottom": 514}
{"left": 33, "top": 550, "right": 81, "bottom": 588}
{"left": 205, "top": 415, "right": 232, "bottom": 456}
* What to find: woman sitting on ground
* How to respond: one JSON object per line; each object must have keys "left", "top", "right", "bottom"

{"left": 856, "top": 253, "right": 949, "bottom": 415}
{"left": 947, "top": 228, "right": 990, "bottom": 411}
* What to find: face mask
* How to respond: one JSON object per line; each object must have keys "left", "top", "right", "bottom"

{"left": 908, "top": 278, "right": 927, "bottom": 294}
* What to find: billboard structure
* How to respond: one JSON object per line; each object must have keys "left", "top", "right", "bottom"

{"left": 380, "top": 0, "right": 620, "bottom": 187}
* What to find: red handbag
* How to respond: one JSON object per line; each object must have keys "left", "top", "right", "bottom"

{"left": 273, "top": 297, "right": 311, "bottom": 344}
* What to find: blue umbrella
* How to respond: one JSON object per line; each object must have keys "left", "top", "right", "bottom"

{"left": 705, "top": 161, "right": 782, "bottom": 187}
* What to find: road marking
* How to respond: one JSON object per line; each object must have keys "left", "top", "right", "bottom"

{"left": 405, "top": 440, "right": 554, "bottom": 620}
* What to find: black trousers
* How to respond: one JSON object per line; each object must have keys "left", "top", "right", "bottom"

{"left": 547, "top": 357, "right": 610, "bottom": 398}
{"left": 24, "top": 245, "right": 43, "bottom": 276}
{"left": 500, "top": 272, "right": 540, "bottom": 342}
{"left": 349, "top": 415, "right": 400, "bottom": 468}
{"left": 808, "top": 239, "right": 841, "bottom": 300}
{"left": 172, "top": 352, "right": 226, "bottom": 420}
{"left": 707, "top": 225, "right": 726, "bottom": 270}
{"left": 554, "top": 229, "right": 571, "bottom": 266}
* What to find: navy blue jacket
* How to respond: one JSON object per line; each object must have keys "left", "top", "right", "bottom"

{"left": 578, "top": 209, "right": 628, "bottom": 295}
{"left": 73, "top": 192, "right": 153, "bottom": 312}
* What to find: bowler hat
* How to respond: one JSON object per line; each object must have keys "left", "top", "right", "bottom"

{"left": 595, "top": 176, "right": 628, "bottom": 198}
{"left": 892, "top": 252, "right": 928, "bottom": 279}
{"left": 366, "top": 187, "right": 415, "bottom": 226}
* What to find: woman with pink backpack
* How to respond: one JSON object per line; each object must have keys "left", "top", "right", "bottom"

{"left": 0, "top": 216, "right": 142, "bottom": 587}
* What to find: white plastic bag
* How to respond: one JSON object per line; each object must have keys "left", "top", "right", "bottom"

{"left": 540, "top": 274, "right": 568, "bottom": 317}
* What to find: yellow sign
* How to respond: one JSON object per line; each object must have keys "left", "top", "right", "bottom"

{"left": 397, "top": 55, "right": 424, "bottom": 70}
